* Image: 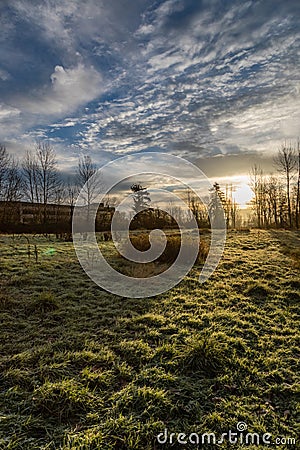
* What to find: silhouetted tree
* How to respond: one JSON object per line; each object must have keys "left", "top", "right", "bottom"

{"left": 22, "top": 150, "right": 40, "bottom": 203}
{"left": 4, "top": 158, "right": 23, "bottom": 202}
{"left": 186, "top": 188, "right": 208, "bottom": 227}
{"left": 250, "top": 165, "right": 265, "bottom": 228}
{"left": 208, "top": 182, "right": 226, "bottom": 228}
{"left": 0, "top": 144, "right": 10, "bottom": 198}
{"left": 223, "top": 184, "right": 240, "bottom": 229}
{"left": 36, "top": 141, "right": 61, "bottom": 207}
{"left": 274, "top": 144, "right": 297, "bottom": 228}
{"left": 22, "top": 143, "right": 60, "bottom": 203}
{"left": 64, "top": 178, "right": 79, "bottom": 232}
{"left": 76, "top": 155, "right": 99, "bottom": 216}
{"left": 22, "top": 142, "right": 61, "bottom": 224}
{"left": 131, "top": 183, "right": 151, "bottom": 214}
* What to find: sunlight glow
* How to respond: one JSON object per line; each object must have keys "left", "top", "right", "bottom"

{"left": 233, "top": 183, "right": 253, "bottom": 208}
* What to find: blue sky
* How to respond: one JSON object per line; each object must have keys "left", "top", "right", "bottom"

{"left": 0, "top": 0, "right": 299, "bottom": 185}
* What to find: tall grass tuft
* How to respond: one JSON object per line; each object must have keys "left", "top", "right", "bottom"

{"left": 178, "top": 335, "right": 229, "bottom": 377}
{"left": 28, "top": 291, "right": 59, "bottom": 313}
{"left": 33, "top": 379, "right": 98, "bottom": 421}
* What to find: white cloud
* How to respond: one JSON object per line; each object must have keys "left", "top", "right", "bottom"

{"left": 18, "top": 64, "right": 104, "bottom": 117}
{"left": 208, "top": 91, "right": 300, "bottom": 156}
{"left": 0, "top": 103, "right": 20, "bottom": 120}
{"left": 8, "top": 0, "right": 78, "bottom": 55}
{"left": 8, "top": 0, "right": 144, "bottom": 62}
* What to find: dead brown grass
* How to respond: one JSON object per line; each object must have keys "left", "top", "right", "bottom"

{"left": 119, "top": 233, "right": 209, "bottom": 265}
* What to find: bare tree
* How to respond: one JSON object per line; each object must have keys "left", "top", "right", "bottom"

{"left": 0, "top": 146, "right": 22, "bottom": 201}
{"left": 0, "top": 144, "right": 10, "bottom": 198}
{"left": 4, "top": 158, "right": 23, "bottom": 202}
{"left": 265, "top": 175, "right": 280, "bottom": 227}
{"left": 36, "top": 141, "right": 61, "bottom": 206}
{"left": 186, "top": 188, "right": 208, "bottom": 227}
{"left": 274, "top": 144, "right": 297, "bottom": 228}
{"left": 65, "top": 178, "right": 78, "bottom": 208}
{"left": 22, "top": 150, "right": 40, "bottom": 203}
{"left": 103, "top": 193, "right": 117, "bottom": 208}
{"left": 64, "top": 178, "right": 79, "bottom": 229}
{"left": 223, "top": 184, "right": 240, "bottom": 229}
{"left": 76, "top": 155, "right": 99, "bottom": 215}
{"left": 22, "top": 142, "right": 61, "bottom": 223}
{"left": 0, "top": 145, "right": 23, "bottom": 223}
{"left": 250, "top": 165, "right": 265, "bottom": 228}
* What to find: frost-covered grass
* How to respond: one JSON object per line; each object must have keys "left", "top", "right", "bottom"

{"left": 0, "top": 230, "right": 299, "bottom": 449}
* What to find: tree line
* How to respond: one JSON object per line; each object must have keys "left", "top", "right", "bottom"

{"left": 128, "top": 182, "right": 237, "bottom": 230}
{"left": 1, "top": 140, "right": 299, "bottom": 231}
{"left": 250, "top": 142, "right": 300, "bottom": 229}
{"left": 0, "top": 141, "right": 107, "bottom": 234}
{"left": 0, "top": 141, "right": 101, "bottom": 214}
{"left": 129, "top": 142, "right": 300, "bottom": 231}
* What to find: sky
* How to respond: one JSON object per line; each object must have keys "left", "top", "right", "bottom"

{"left": 0, "top": 0, "right": 299, "bottom": 205}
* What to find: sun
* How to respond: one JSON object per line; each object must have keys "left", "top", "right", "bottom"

{"left": 233, "top": 181, "right": 253, "bottom": 208}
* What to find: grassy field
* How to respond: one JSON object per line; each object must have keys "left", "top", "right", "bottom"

{"left": 0, "top": 230, "right": 299, "bottom": 449}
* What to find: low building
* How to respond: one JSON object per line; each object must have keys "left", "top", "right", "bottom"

{"left": 0, "top": 201, "right": 115, "bottom": 232}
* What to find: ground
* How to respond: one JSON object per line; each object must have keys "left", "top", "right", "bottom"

{"left": 0, "top": 230, "right": 299, "bottom": 449}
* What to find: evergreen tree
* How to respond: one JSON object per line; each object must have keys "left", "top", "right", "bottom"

{"left": 208, "top": 182, "right": 226, "bottom": 229}
{"left": 131, "top": 183, "right": 151, "bottom": 214}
